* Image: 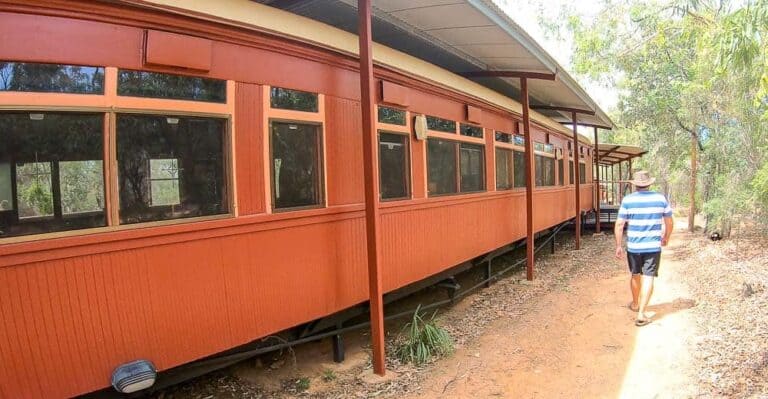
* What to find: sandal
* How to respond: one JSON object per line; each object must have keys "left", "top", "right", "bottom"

{"left": 635, "top": 318, "right": 652, "bottom": 327}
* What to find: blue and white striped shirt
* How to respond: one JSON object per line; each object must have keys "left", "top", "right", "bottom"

{"left": 617, "top": 191, "right": 673, "bottom": 253}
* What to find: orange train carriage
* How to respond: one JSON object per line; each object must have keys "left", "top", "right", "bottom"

{"left": 0, "top": 1, "right": 606, "bottom": 397}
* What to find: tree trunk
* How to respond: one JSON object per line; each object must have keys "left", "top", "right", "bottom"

{"left": 688, "top": 133, "right": 698, "bottom": 232}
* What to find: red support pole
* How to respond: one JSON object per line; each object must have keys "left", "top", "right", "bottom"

{"left": 521, "top": 77, "right": 535, "bottom": 280}
{"left": 593, "top": 127, "right": 601, "bottom": 233}
{"left": 357, "top": 0, "right": 386, "bottom": 376}
{"left": 572, "top": 112, "right": 581, "bottom": 250}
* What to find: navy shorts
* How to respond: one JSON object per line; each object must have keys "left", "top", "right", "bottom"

{"left": 627, "top": 251, "right": 661, "bottom": 277}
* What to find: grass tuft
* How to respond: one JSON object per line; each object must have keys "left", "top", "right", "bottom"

{"left": 395, "top": 305, "right": 454, "bottom": 365}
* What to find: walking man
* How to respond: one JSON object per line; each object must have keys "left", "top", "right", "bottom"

{"left": 614, "top": 171, "right": 674, "bottom": 326}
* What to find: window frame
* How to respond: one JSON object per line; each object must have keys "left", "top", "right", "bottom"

{"left": 0, "top": 65, "right": 236, "bottom": 244}
{"left": 494, "top": 130, "right": 527, "bottom": 191}
{"left": 268, "top": 119, "right": 326, "bottom": 212}
{"left": 378, "top": 130, "right": 411, "bottom": 201}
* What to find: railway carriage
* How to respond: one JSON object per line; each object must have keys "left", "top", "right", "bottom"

{"left": 0, "top": 1, "right": 610, "bottom": 397}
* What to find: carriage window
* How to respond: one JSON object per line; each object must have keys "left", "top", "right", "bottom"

{"left": 270, "top": 87, "right": 319, "bottom": 112}
{"left": 535, "top": 154, "right": 555, "bottom": 186}
{"left": 427, "top": 138, "right": 457, "bottom": 195}
{"left": 460, "top": 124, "right": 483, "bottom": 138}
{"left": 558, "top": 158, "right": 565, "bottom": 186}
{"left": 116, "top": 114, "right": 227, "bottom": 224}
{"left": 513, "top": 150, "right": 526, "bottom": 188}
{"left": 379, "top": 132, "right": 409, "bottom": 200}
{"left": 426, "top": 116, "right": 456, "bottom": 133}
{"left": 495, "top": 148, "right": 513, "bottom": 190}
{"left": 271, "top": 121, "right": 323, "bottom": 209}
{"left": 0, "top": 112, "right": 105, "bottom": 238}
{"left": 378, "top": 106, "right": 406, "bottom": 126}
{"left": 580, "top": 163, "right": 587, "bottom": 184}
{"left": 460, "top": 143, "right": 485, "bottom": 192}
{"left": 495, "top": 131, "right": 512, "bottom": 143}
{"left": 0, "top": 62, "right": 104, "bottom": 94}
{"left": 117, "top": 70, "right": 226, "bottom": 103}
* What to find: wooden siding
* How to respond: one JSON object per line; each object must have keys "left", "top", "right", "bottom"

{"left": 235, "top": 83, "right": 266, "bottom": 215}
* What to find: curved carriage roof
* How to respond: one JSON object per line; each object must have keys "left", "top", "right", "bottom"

{"left": 132, "top": 0, "right": 601, "bottom": 143}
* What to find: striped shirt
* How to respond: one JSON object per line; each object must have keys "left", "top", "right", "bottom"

{"left": 617, "top": 191, "right": 673, "bottom": 253}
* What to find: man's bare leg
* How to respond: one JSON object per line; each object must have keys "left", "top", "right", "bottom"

{"left": 630, "top": 274, "right": 641, "bottom": 311}
{"left": 637, "top": 275, "right": 655, "bottom": 321}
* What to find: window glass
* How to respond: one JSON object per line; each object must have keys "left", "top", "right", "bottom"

{"left": 535, "top": 155, "right": 556, "bottom": 186}
{"left": 426, "top": 116, "right": 456, "bottom": 133}
{"left": 271, "top": 122, "right": 323, "bottom": 209}
{"left": 0, "top": 62, "right": 104, "bottom": 94}
{"left": 60, "top": 160, "right": 104, "bottom": 215}
{"left": 379, "top": 132, "right": 409, "bottom": 200}
{"left": 270, "top": 87, "right": 318, "bottom": 112}
{"left": 495, "top": 131, "right": 513, "bottom": 143}
{"left": 513, "top": 151, "right": 526, "bottom": 188}
{"left": 580, "top": 163, "right": 587, "bottom": 184}
{"left": 460, "top": 143, "right": 485, "bottom": 192}
{"left": 427, "top": 138, "right": 457, "bottom": 195}
{"left": 117, "top": 70, "right": 226, "bottom": 103}
{"left": 377, "top": 106, "right": 406, "bottom": 126}
{"left": 16, "top": 162, "right": 53, "bottom": 218}
{"left": 460, "top": 124, "right": 483, "bottom": 138}
{"left": 558, "top": 158, "right": 565, "bottom": 186}
{"left": 0, "top": 162, "right": 12, "bottom": 211}
{"left": 569, "top": 160, "right": 575, "bottom": 184}
{"left": 495, "top": 148, "right": 513, "bottom": 190}
{"left": 149, "top": 159, "right": 181, "bottom": 206}
{"left": 0, "top": 112, "right": 105, "bottom": 238}
{"left": 534, "top": 142, "right": 554, "bottom": 153}
{"left": 117, "top": 114, "right": 227, "bottom": 224}
{"left": 514, "top": 135, "right": 525, "bottom": 146}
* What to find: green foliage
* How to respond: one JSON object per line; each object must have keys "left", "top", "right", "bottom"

{"left": 321, "top": 369, "right": 337, "bottom": 382}
{"left": 553, "top": 0, "right": 768, "bottom": 234}
{"left": 295, "top": 377, "right": 310, "bottom": 392}
{"left": 395, "top": 306, "right": 454, "bottom": 366}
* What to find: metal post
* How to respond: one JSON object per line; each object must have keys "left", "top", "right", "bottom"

{"left": 521, "top": 78, "right": 535, "bottom": 280}
{"left": 571, "top": 112, "right": 581, "bottom": 250}
{"left": 618, "top": 161, "right": 623, "bottom": 200}
{"left": 358, "top": 0, "right": 386, "bottom": 376}
{"left": 611, "top": 164, "right": 615, "bottom": 204}
{"left": 593, "top": 127, "right": 601, "bottom": 233}
{"left": 628, "top": 159, "right": 633, "bottom": 193}
{"left": 332, "top": 322, "right": 345, "bottom": 363}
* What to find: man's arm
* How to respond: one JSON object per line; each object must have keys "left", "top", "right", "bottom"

{"left": 662, "top": 216, "right": 674, "bottom": 246}
{"left": 614, "top": 218, "right": 626, "bottom": 259}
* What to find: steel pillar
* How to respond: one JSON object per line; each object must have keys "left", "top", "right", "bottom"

{"left": 571, "top": 112, "right": 581, "bottom": 250}
{"left": 593, "top": 127, "right": 601, "bottom": 233}
{"left": 357, "top": 0, "right": 386, "bottom": 376}
{"left": 522, "top": 78, "right": 535, "bottom": 280}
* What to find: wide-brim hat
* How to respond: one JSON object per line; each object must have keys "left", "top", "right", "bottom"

{"left": 628, "top": 170, "right": 655, "bottom": 187}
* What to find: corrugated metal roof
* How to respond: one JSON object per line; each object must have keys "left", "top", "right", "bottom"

{"left": 597, "top": 144, "right": 646, "bottom": 165}
{"left": 255, "top": 0, "right": 614, "bottom": 128}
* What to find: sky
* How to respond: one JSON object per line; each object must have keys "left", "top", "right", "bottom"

{"left": 493, "top": 0, "right": 620, "bottom": 112}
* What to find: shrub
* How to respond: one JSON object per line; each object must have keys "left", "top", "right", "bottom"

{"left": 395, "top": 306, "right": 454, "bottom": 365}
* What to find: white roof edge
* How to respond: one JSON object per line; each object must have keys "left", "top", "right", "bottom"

{"left": 122, "top": 0, "right": 593, "bottom": 142}
{"left": 470, "top": 0, "right": 614, "bottom": 128}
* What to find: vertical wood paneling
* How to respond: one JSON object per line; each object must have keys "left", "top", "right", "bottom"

{"left": 325, "top": 96, "right": 364, "bottom": 205}
{"left": 235, "top": 82, "right": 265, "bottom": 215}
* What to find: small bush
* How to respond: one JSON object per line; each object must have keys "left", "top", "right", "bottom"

{"left": 321, "top": 369, "right": 336, "bottom": 382}
{"left": 295, "top": 377, "right": 310, "bottom": 392}
{"left": 395, "top": 306, "right": 454, "bottom": 365}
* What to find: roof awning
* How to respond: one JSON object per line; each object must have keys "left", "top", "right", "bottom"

{"left": 254, "top": 0, "right": 614, "bottom": 129}
{"left": 598, "top": 144, "right": 646, "bottom": 166}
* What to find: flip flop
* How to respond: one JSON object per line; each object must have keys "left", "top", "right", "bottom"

{"left": 635, "top": 318, "right": 652, "bottom": 327}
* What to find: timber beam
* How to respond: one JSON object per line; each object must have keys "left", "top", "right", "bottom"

{"left": 460, "top": 70, "right": 557, "bottom": 80}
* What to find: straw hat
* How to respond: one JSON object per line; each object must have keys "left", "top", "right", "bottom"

{"left": 628, "top": 170, "right": 656, "bottom": 187}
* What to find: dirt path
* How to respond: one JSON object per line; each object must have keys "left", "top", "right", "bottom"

{"left": 405, "top": 230, "right": 699, "bottom": 399}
